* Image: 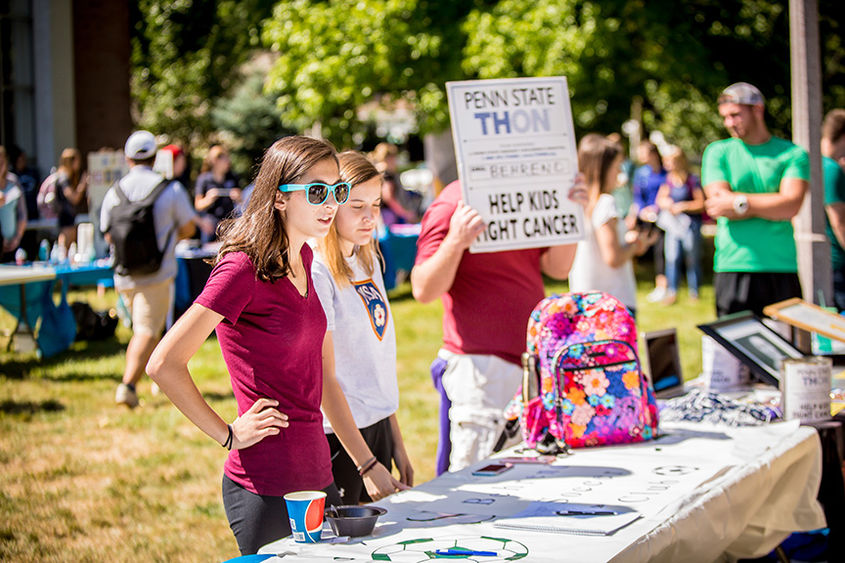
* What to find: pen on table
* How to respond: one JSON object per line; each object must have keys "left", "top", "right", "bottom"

{"left": 556, "top": 509, "right": 618, "bottom": 516}
{"left": 435, "top": 548, "right": 498, "bottom": 557}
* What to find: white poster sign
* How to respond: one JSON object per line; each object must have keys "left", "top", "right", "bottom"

{"left": 87, "top": 150, "right": 128, "bottom": 258}
{"left": 446, "top": 77, "right": 584, "bottom": 253}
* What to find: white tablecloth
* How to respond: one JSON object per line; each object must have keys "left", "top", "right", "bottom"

{"left": 259, "top": 421, "right": 825, "bottom": 562}
{"left": 0, "top": 264, "right": 56, "bottom": 286}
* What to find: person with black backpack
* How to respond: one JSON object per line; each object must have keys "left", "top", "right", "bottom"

{"left": 100, "top": 130, "right": 212, "bottom": 408}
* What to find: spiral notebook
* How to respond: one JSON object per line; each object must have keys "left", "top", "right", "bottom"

{"left": 493, "top": 502, "right": 641, "bottom": 536}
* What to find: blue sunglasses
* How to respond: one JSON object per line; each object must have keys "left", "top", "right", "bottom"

{"left": 278, "top": 181, "right": 351, "bottom": 205}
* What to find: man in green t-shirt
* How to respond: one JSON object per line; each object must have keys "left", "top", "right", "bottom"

{"left": 702, "top": 82, "right": 809, "bottom": 317}
{"left": 821, "top": 109, "right": 845, "bottom": 310}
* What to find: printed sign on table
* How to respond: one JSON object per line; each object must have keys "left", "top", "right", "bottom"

{"left": 446, "top": 77, "right": 584, "bottom": 253}
{"left": 87, "top": 150, "right": 129, "bottom": 258}
{"left": 782, "top": 357, "right": 832, "bottom": 423}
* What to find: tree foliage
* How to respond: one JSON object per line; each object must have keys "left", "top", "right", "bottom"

{"left": 211, "top": 63, "right": 293, "bottom": 178}
{"left": 262, "top": 0, "right": 475, "bottom": 148}
{"left": 454, "top": 0, "right": 802, "bottom": 154}
{"left": 131, "top": 1, "right": 845, "bottom": 158}
{"left": 130, "top": 0, "right": 277, "bottom": 149}
{"left": 262, "top": 0, "right": 844, "bottom": 155}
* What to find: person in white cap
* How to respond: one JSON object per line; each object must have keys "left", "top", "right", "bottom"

{"left": 701, "top": 82, "right": 809, "bottom": 317}
{"left": 101, "top": 130, "right": 212, "bottom": 408}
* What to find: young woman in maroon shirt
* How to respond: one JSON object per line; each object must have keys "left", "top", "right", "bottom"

{"left": 147, "top": 136, "right": 405, "bottom": 555}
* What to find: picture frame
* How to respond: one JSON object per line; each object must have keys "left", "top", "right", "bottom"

{"left": 762, "top": 297, "right": 845, "bottom": 344}
{"left": 697, "top": 312, "right": 804, "bottom": 388}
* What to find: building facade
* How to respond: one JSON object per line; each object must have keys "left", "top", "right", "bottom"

{"left": 1, "top": 0, "right": 131, "bottom": 179}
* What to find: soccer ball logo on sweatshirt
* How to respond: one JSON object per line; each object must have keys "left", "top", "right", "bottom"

{"left": 353, "top": 279, "right": 389, "bottom": 340}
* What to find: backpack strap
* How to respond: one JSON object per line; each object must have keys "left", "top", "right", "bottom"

{"left": 113, "top": 180, "right": 128, "bottom": 204}
{"left": 143, "top": 178, "right": 173, "bottom": 205}
{"left": 144, "top": 178, "right": 176, "bottom": 254}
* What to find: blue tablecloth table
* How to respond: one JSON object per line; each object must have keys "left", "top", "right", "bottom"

{"left": 378, "top": 223, "right": 420, "bottom": 291}
{"left": 0, "top": 261, "right": 114, "bottom": 356}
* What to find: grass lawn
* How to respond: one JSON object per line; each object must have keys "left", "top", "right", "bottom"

{"left": 0, "top": 256, "right": 717, "bottom": 561}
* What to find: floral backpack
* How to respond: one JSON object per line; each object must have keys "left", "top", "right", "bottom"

{"left": 505, "top": 291, "right": 659, "bottom": 453}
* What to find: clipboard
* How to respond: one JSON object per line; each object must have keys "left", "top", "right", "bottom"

{"left": 762, "top": 298, "right": 845, "bottom": 344}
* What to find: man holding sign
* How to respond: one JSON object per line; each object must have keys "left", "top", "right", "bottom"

{"left": 412, "top": 78, "right": 585, "bottom": 473}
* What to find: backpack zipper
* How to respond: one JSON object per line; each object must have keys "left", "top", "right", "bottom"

{"left": 550, "top": 339, "right": 639, "bottom": 374}
{"left": 548, "top": 339, "right": 646, "bottom": 426}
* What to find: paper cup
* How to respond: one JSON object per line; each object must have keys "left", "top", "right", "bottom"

{"left": 284, "top": 491, "right": 326, "bottom": 543}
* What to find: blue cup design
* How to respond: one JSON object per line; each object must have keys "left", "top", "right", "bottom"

{"left": 283, "top": 491, "right": 326, "bottom": 543}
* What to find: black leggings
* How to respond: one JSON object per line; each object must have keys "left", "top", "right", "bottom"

{"left": 222, "top": 475, "right": 341, "bottom": 555}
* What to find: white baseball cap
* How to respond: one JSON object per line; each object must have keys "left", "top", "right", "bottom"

{"left": 718, "top": 82, "right": 765, "bottom": 107}
{"left": 124, "top": 130, "right": 158, "bottom": 160}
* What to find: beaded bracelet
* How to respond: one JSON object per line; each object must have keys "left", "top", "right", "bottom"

{"left": 356, "top": 456, "right": 377, "bottom": 476}
{"left": 360, "top": 458, "right": 378, "bottom": 476}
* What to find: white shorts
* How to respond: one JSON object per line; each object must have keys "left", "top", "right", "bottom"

{"left": 439, "top": 349, "right": 522, "bottom": 472}
{"left": 118, "top": 278, "right": 173, "bottom": 336}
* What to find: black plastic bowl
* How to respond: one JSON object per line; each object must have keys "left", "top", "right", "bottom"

{"left": 324, "top": 505, "right": 387, "bottom": 537}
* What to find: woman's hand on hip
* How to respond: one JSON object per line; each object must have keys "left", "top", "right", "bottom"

{"left": 231, "top": 398, "right": 289, "bottom": 450}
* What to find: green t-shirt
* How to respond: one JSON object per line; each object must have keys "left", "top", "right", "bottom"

{"left": 823, "top": 156, "right": 845, "bottom": 270}
{"left": 701, "top": 136, "right": 810, "bottom": 273}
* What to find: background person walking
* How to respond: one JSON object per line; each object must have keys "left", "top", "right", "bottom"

{"left": 655, "top": 146, "right": 704, "bottom": 304}
{"left": 101, "top": 131, "right": 210, "bottom": 408}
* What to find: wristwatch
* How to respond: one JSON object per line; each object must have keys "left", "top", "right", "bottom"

{"left": 733, "top": 194, "right": 749, "bottom": 216}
